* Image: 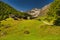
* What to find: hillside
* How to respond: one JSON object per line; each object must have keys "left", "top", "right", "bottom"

{"left": 0, "top": 18, "right": 60, "bottom": 40}
{"left": 46, "top": 0, "right": 60, "bottom": 26}
{"left": 0, "top": 1, "right": 27, "bottom": 21}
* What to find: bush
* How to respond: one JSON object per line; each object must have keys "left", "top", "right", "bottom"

{"left": 54, "top": 18, "right": 60, "bottom": 26}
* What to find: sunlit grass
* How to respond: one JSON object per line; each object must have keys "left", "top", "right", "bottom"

{"left": 0, "top": 18, "right": 60, "bottom": 40}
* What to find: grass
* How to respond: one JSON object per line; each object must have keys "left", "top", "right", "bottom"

{"left": 0, "top": 18, "right": 60, "bottom": 40}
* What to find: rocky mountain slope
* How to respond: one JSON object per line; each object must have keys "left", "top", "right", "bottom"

{"left": 27, "top": 4, "right": 50, "bottom": 18}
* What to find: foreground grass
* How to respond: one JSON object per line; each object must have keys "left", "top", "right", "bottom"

{"left": 0, "top": 18, "right": 60, "bottom": 40}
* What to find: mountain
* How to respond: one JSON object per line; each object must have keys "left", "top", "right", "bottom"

{"left": 27, "top": 4, "right": 50, "bottom": 18}
{"left": 0, "top": 1, "right": 26, "bottom": 21}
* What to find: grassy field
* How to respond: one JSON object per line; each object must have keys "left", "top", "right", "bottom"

{"left": 0, "top": 18, "right": 60, "bottom": 40}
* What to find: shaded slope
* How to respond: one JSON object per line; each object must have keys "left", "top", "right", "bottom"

{"left": 47, "top": 0, "right": 60, "bottom": 26}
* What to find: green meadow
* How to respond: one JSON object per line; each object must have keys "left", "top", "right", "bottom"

{"left": 0, "top": 18, "right": 60, "bottom": 40}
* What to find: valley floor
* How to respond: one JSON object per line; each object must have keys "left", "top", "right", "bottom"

{"left": 0, "top": 18, "right": 60, "bottom": 40}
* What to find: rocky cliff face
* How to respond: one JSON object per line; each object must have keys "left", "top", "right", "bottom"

{"left": 27, "top": 4, "right": 50, "bottom": 18}
{"left": 27, "top": 8, "right": 41, "bottom": 17}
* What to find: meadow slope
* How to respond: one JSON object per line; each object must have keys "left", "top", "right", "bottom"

{"left": 0, "top": 18, "right": 60, "bottom": 40}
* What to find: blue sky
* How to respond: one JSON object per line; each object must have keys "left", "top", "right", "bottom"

{"left": 1, "top": 0, "right": 53, "bottom": 11}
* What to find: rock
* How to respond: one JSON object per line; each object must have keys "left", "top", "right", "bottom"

{"left": 24, "top": 31, "right": 30, "bottom": 34}
{"left": 27, "top": 16, "right": 30, "bottom": 20}
{"left": 27, "top": 4, "right": 50, "bottom": 18}
{"left": 27, "top": 8, "right": 41, "bottom": 18}
{"left": 0, "top": 31, "right": 7, "bottom": 37}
